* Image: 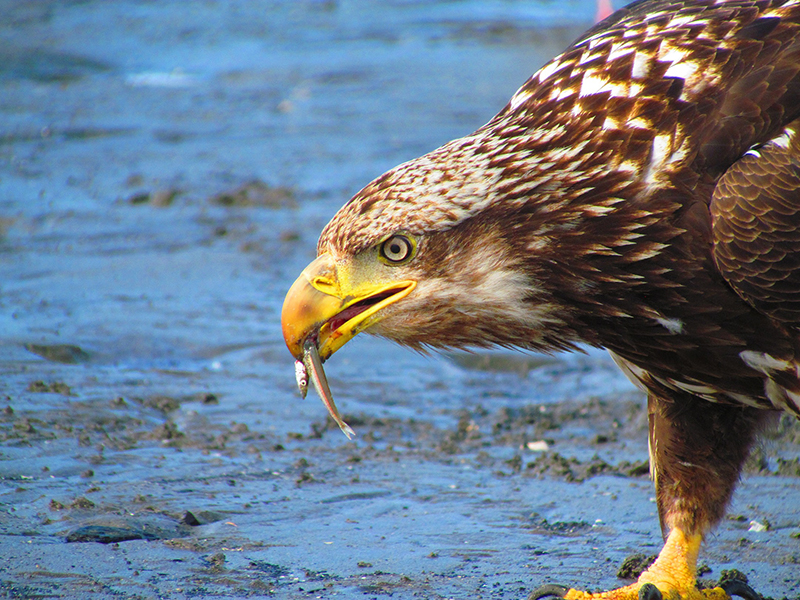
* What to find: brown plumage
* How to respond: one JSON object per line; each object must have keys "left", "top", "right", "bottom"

{"left": 281, "top": 0, "right": 800, "bottom": 597}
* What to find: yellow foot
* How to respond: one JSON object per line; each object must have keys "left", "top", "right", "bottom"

{"left": 528, "top": 580, "right": 760, "bottom": 600}
{"left": 528, "top": 529, "right": 761, "bottom": 600}
{"left": 529, "top": 582, "right": 725, "bottom": 600}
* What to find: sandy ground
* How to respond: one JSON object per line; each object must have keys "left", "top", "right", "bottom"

{"left": 1, "top": 1, "right": 799, "bottom": 599}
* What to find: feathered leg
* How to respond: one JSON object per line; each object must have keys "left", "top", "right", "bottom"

{"left": 647, "top": 393, "right": 765, "bottom": 545}
{"left": 531, "top": 392, "right": 768, "bottom": 600}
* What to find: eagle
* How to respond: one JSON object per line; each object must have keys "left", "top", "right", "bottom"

{"left": 280, "top": 0, "right": 800, "bottom": 598}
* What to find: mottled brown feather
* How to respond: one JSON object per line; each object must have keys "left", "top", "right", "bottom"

{"left": 712, "top": 120, "right": 800, "bottom": 323}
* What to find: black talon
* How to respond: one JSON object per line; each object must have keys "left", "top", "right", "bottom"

{"left": 720, "top": 580, "right": 762, "bottom": 600}
{"left": 527, "top": 584, "right": 569, "bottom": 600}
{"left": 638, "top": 583, "right": 662, "bottom": 600}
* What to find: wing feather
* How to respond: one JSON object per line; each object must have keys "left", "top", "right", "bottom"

{"left": 711, "top": 121, "right": 800, "bottom": 323}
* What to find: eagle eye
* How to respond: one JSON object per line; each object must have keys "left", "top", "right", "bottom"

{"left": 379, "top": 235, "right": 414, "bottom": 264}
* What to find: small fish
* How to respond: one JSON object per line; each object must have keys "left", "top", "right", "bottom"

{"left": 295, "top": 359, "right": 309, "bottom": 399}
{"left": 301, "top": 339, "right": 355, "bottom": 439}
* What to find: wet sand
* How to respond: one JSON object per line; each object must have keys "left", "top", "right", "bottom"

{"left": 1, "top": 2, "right": 799, "bottom": 599}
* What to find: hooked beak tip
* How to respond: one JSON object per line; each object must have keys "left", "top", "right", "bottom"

{"left": 281, "top": 254, "right": 342, "bottom": 360}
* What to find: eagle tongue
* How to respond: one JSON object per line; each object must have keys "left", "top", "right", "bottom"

{"left": 327, "top": 289, "right": 398, "bottom": 334}
{"left": 327, "top": 302, "right": 369, "bottom": 333}
{"left": 302, "top": 338, "right": 355, "bottom": 439}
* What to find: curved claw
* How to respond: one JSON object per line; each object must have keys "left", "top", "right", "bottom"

{"left": 638, "top": 583, "right": 662, "bottom": 600}
{"left": 528, "top": 584, "right": 569, "bottom": 600}
{"left": 720, "top": 580, "right": 762, "bottom": 600}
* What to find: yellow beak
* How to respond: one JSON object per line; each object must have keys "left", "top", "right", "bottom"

{"left": 281, "top": 253, "right": 416, "bottom": 361}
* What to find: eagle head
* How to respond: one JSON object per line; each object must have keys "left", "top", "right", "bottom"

{"left": 280, "top": 133, "right": 584, "bottom": 370}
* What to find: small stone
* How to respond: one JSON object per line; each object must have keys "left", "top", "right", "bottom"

{"left": 526, "top": 440, "right": 549, "bottom": 452}
{"left": 748, "top": 519, "right": 770, "bottom": 532}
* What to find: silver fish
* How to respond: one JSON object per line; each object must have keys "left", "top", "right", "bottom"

{"left": 301, "top": 339, "right": 355, "bottom": 439}
{"left": 294, "top": 359, "right": 309, "bottom": 399}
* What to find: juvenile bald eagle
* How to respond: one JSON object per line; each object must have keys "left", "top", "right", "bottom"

{"left": 281, "top": 0, "right": 800, "bottom": 598}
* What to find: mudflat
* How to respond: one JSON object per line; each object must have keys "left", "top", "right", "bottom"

{"left": 1, "top": 2, "right": 799, "bottom": 598}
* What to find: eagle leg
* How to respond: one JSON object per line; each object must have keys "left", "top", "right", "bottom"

{"left": 530, "top": 392, "right": 768, "bottom": 600}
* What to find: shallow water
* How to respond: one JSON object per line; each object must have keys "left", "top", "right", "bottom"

{"left": 2, "top": 2, "right": 800, "bottom": 599}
